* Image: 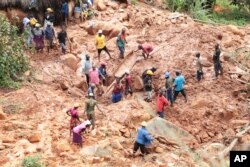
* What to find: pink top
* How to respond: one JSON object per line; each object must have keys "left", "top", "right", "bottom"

{"left": 89, "top": 69, "right": 100, "bottom": 85}
{"left": 73, "top": 123, "right": 86, "bottom": 134}
{"left": 69, "top": 109, "right": 78, "bottom": 117}
{"left": 142, "top": 44, "right": 154, "bottom": 54}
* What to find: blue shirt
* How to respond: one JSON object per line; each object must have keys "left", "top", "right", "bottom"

{"left": 98, "top": 66, "right": 107, "bottom": 78}
{"left": 174, "top": 75, "right": 185, "bottom": 91}
{"left": 61, "top": 2, "right": 69, "bottom": 14}
{"left": 136, "top": 127, "right": 153, "bottom": 145}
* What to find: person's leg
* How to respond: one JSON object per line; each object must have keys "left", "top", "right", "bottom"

{"left": 103, "top": 46, "right": 113, "bottom": 59}
{"left": 214, "top": 63, "right": 219, "bottom": 78}
{"left": 180, "top": 89, "right": 187, "bottom": 102}
{"left": 218, "top": 63, "right": 223, "bottom": 75}
{"left": 97, "top": 49, "right": 102, "bottom": 61}
{"left": 91, "top": 112, "right": 95, "bottom": 129}
{"left": 86, "top": 74, "right": 90, "bottom": 87}
{"left": 173, "top": 90, "right": 179, "bottom": 102}
{"left": 133, "top": 142, "right": 140, "bottom": 155}
{"left": 139, "top": 143, "right": 146, "bottom": 155}
{"left": 167, "top": 89, "right": 173, "bottom": 105}
{"left": 158, "top": 112, "right": 164, "bottom": 118}
{"left": 142, "top": 52, "right": 146, "bottom": 60}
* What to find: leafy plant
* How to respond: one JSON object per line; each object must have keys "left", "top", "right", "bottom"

{"left": 22, "top": 155, "right": 44, "bottom": 167}
{"left": 0, "top": 16, "right": 29, "bottom": 88}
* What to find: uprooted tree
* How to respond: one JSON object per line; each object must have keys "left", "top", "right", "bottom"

{"left": 0, "top": 16, "right": 29, "bottom": 88}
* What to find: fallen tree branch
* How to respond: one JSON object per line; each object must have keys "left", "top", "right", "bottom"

{"left": 219, "top": 124, "right": 250, "bottom": 157}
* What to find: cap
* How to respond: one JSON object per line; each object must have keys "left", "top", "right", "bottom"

{"left": 165, "top": 72, "right": 170, "bottom": 78}
{"left": 85, "top": 120, "right": 91, "bottom": 125}
{"left": 89, "top": 93, "right": 94, "bottom": 97}
{"left": 47, "top": 8, "right": 53, "bottom": 12}
{"left": 141, "top": 121, "right": 147, "bottom": 127}
{"left": 100, "top": 61, "right": 106, "bottom": 66}
{"left": 74, "top": 103, "right": 80, "bottom": 108}
{"left": 125, "top": 69, "right": 130, "bottom": 74}
{"left": 146, "top": 70, "right": 153, "bottom": 76}
{"left": 98, "top": 30, "right": 103, "bottom": 34}
{"left": 35, "top": 23, "right": 41, "bottom": 27}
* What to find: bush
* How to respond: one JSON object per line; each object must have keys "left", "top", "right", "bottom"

{"left": 0, "top": 16, "right": 29, "bottom": 88}
{"left": 22, "top": 155, "right": 44, "bottom": 167}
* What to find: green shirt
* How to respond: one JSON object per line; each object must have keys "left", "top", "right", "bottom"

{"left": 165, "top": 77, "right": 174, "bottom": 89}
{"left": 85, "top": 98, "right": 97, "bottom": 114}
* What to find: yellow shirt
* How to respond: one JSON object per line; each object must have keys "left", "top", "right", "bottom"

{"left": 95, "top": 34, "right": 106, "bottom": 49}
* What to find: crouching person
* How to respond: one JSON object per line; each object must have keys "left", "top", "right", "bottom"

{"left": 72, "top": 120, "right": 91, "bottom": 147}
{"left": 133, "top": 121, "right": 153, "bottom": 158}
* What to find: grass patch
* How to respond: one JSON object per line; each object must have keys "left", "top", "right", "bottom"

{"left": 22, "top": 155, "right": 44, "bottom": 167}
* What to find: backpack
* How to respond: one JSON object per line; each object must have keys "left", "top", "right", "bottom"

{"left": 45, "top": 27, "right": 54, "bottom": 39}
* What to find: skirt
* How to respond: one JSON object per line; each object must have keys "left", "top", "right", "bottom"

{"left": 72, "top": 132, "right": 83, "bottom": 144}
{"left": 112, "top": 92, "right": 122, "bottom": 103}
{"left": 70, "top": 117, "right": 78, "bottom": 130}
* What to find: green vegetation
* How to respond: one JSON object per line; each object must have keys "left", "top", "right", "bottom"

{"left": 0, "top": 16, "right": 29, "bottom": 89}
{"left": 22, "top": 155, "right": 44, "bottom": 167}
{"left": 165, "top": 0, "right": 250, "bottom": 26}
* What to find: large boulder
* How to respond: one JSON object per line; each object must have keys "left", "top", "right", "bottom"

{"left": 133, "top": 76, "right": 144, "bottom": 90}
{"left": 0, "top": 106, "right": 6, "bottom": 120}
{"left": 60, "top": 54, "right": 79, "bottom": 71}
{"left": 97, "top": 1, "right": 107, "bottom": 11}
{"left": 84, "top": 21, "right": 122, "bottom": 38}
{"left": 28, "top": 132, "right": 42, "bottom": 143}
{"left": 226, "top": 25, "right": 245, "bottom": 37}
{"left": 53, "top": 140, "right": 71, "bottom": 154}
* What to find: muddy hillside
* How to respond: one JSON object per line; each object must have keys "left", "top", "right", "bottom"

{"left": 0, "top": 1, "right": 250, "bottom": 167}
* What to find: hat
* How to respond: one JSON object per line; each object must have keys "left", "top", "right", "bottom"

{"left": 35, "top": 23, "right": 41, "bottom": 27}
{"left": 146, "top": 70, "right": 153, "bottom": 76}
{"left": 141, "top": 121, "right": 147, "bottom": 127}
{"left": 89, "top": 93, "right": 94, "bottom": 97}
{"left": 125, "top": 69, "right": 130, "bottom": 74}
{"left": 165, "top": 72, "right": 170, "bottom": 78}
{"left": 74, "top": 103, "right": 80, "bottom": 108}
{"left": 85, "top": 120, "right": 91, "bottom": 125}
{"left": 98, "top": 30, "right": 103, "bottom": 34}
{"left": 47, "top": 8, "right": 53, "bottom": 12}
{"left": 100, "top": 61, "right": 106, "bottom": 66}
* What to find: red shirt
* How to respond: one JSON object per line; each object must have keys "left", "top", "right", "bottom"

{"left": 142, "top": 44, "right": 154, "bottom": 54}
{"left": 156, "top": 95, "right": 169, "bottom": 112}
{"left": 125, "top": 75, "right": 132, "bottom": 86}
{"left": 113, "top": 83, "right": 124, "bottom": 94}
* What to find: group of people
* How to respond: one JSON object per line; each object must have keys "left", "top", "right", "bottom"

{"left": 22, "top": 1, "right": 70, "bottom": 53}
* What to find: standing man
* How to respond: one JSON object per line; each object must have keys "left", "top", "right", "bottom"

{"left": 44, "top": 8, "right": 55, "bottom": 28}
{"left": 133, "top": 121, "right": 153, "bottom": 158}
{"left": 95, "top": 30, "right": 113, "bottom": 61}
{"left": 138, "top": 43, "right": 154, "bottom": 60}
{"left": 57, "top": 25, "right": 70, "bottom": 54}
{"left": 173, "top": 71, "right": 187, "bottom": 103}
{"left": 143, "top": 70, "right": 154, "bottom": 102}
{"left": 61, "top": 0, "right": 69, "bottom": 26}
{"left": 82, "top": 54, "right": 92, "bottom": 87}
{"left": 89, "top": 65, "right": 103, "bottom": 96}
{"left": 44, "top": 22, "right": 56, "bottom": 53}
{"left": 195, "top": 53, "right": 204, "bottom": 81}
{"left": 84, "top": 93, "right": 103, "bottom": 129}
{"left": 213, "top": 44, "right": 223, "bottom": 78}
{"left": 165, "top": 72, "right": 174, "bottom": 106}
{"left": 98, "top": 62, "right": 108, "bottom": 86}
{"left": 116, "top": 28, "right": 127, "bottom": 59}
{"left": 156, "top": 89, "right": 169, "bottom": 118}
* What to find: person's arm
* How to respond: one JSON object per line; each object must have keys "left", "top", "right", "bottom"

{"left": 95, "top": 36, "right": 98, "bottom": 46}
{"left": 144, "top": 131, "right": 153, "bottom": 142}
{"left": 66, "top": 109, "right": 70, "bottom": 116}
{"left": 96, "top": 103, "right": 104, "bottom": 115}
